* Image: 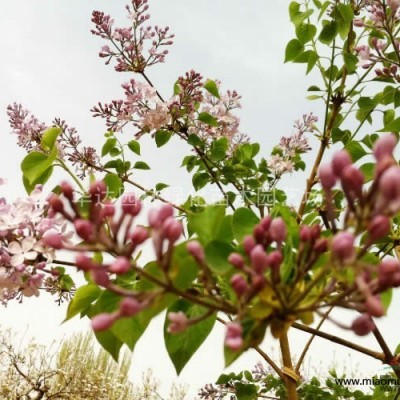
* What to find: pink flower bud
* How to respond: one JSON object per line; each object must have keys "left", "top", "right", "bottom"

{"left": 225, "top": 322, "right": 243, "bottom": 351}
{"left": 167, "top": 311, "right": 188, "bottom": 334}
{"left": 148, "top": 204, "right": 174, "bottom": 228}
{"left": 60, "top": 181, "right": 74, "bottom": 200}
{"left": 89, "top": 180, "right": 107, "bottom": 202}
{"left": 250, "top": 245, "right": 269, "bottom": 273}
{"left": 332, "top": 150, "right": 352, "bottom": 177}
{"left": 228, "top": 253, "right": 245, "bottom": 269}
{"left": 91, "top": 269, "right": 110, "bottom": 287}
{"left": 379, "top": 166, "right": 400, "bottom": 200}
{"left": 267, "top": 250, "right": 283, "bottom": 269}
{"left": 253, "top": 224, "right": 266, "bottom": 243}
{"left": 121, "top": 193, "right": 142, "bottom": 216}
{"left": 260, "top": 216, "right": 271, "bottom": 231}
{"left": 319, "top": 163, "right": 337, "bottom": 190}
{"left": 109, "top": 257, "right": 131, "bottom": 274}
{"left": 91, "top": 313, "right": 115, "bottom": 332}
{"left": 252, "top": 274, "right": 266, "bottom": 291}
{"left": 74, "top": 219, "right": 95, "bottom": 241}
{"left": 119, "top": 297, "right": 141, "bottom": 317}
{"left": 48, "top": 195, "right": 64, "bottom": 213}
{"left": 341, "top": 165, "right": 364, "bottom": 198}
{"left": 130, "top": 226, "right": 149, "bottom": 245}
{"left": 269, "top": 218, "right": 287, "bottom": 243}
{"left": 373, "top": 134, "right": 397, "bottom": 161}
{"left": 313, "top": 238, "right": 328, "bottom": 253}
{"left": 243, "top": 235, "right": 256, "bottom": 255}
{"left": 299, "top": 225, "right": 312, "bottom": 242}
{"left": 163, "top": 218, "right": 183, "bottom": 243}
{"left": 310, "top": 225, "right": 321, "bottom": 240}
{"left": 351, "top": 314, "right": 374, "bottom": 336}
{"left": 379, "top": 257, "right": 400, "bottom": 277}
{"left": 102, "top": 201, "right": 115, "bottom": 218}
{"left": 365, "top": 296, "right": 385, "bottom": 317}
{"left": 75, "top": 254, "right": 94, "bottom": 271}
{"left": 353, "top": 18, "right": 364, "bottom": 27}
{"left": 230, "top": 274, "right": 249, "bottom": 296}
{"left": 331, "top": 232, "right": 355, "bottom": 262}
{"left": 187, "top": 241, "right": 205, "bottom": 262}
{"left": 368, "top": 215, "right": 390, "bottom": 241}
{"left": 42, "top": 232, "right": 63, "bottom": 249}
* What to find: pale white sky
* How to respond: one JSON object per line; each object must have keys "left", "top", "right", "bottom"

{"left": 0, "top": 1, "right": 398, "bottom": 397}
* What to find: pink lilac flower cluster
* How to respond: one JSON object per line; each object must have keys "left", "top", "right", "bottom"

{"left": 91, "top": 0, "right": 174, "bottom": 73}
{"left": 0, "top": 184, "right": 71, "bottom": 303}
{"left": 319, "top": 133, "right": 400, "bottom": 335}
{"left": 7, "top": 104, "right": 100, "bottom": 178}
{"left": 267, "top": 113, "right": 316, "bottom": 177}
{"left": 45, "top": 180, "right": 186, "bottom": 332}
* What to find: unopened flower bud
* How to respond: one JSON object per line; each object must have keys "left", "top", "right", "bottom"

{"left": 163, "top": 218, "right": 183, "bottom": 243}
{"left": 331, "top": 232, "right": 355, "bottom": 262}
{"left": 148, "top": 204, "right": 174, "bottom": 228}
{"left": 260, "top": 216, "right": 271, "bottom": 230}
{"left": 300, "top": 225, "right": 312, "bottom": 242}
{"left": 351, "top": 314, "right": 374, "bottom": 336}
{"left": 267, "top": 250, "right": 283, "bottom": 269}
{"left": 319, "top": 163, "right": 337, "bottom": 190}
{"left": 379, "top": 166, "right": 400, "bottom": 200}
{"left": 75, "top": 254, "right": 94, "bottom": 271}
{"left": 379, "top": 257, "right": 400, "bottom": 277}
{"left": 250, "top": 245, "right": 269, "bottom": 273}
{"left": 269, "top": 218, "right": 287, "bottom": 243}
{"left": 368, "top": 215, "right": 390, "bottom": 241}
{"left": 60, "top": 181, "right": 74, "bottom": 200}
{"left": 253, "top": 224, "right": 266, "bottom": 243}
{"left": 91, "top": 269, "right": 110, "bottom": 287}
{"left": 74, "top": 219, "right": 95, "bottom": 241}
{"left": 119, "top": 297, "right": 141, "bottom": 317}
{"left": 373, "top": 134, "right": 397, "bottom": 161}
{"left": 109, "top": 257, "right": 131, "bottom": 274}
{"left": 332, "top": 150, "right": 352, "bottom": 177}
{"left": 341, "top": 165, "right": 364, "bottom": 198}
{"left": 228, "top": 253, "right": 245, "bottom": 269}
{"left": 102, "top": 201, "right": 115, "bottom": 218}
{"left": 243, "top": 235, "right": 256, "bottom": 255}
{"left": 167, "top": 311, "right": 188, "bottom": 334}
{"left": 310, "top": 224, "right": 321, "bottom": 240}
{"left": 353, "top": 18, "right": 364, "bottom": 27}
{"left": 121, "top": 193, "right": 142, "bottom": 216}
{"left": 225, "top": 322, "right": 243, "bottom": 351}
{"left": 130, "top": 226, "right": 149, "bottom": 245}
{"left": 230, "top": 274, "right": 248, "bottom": 296}
{"left": 48, "top": 194, "right": 64, "bottom": 213}
{"left": 252, "top": 274, "right": 266, "bottom": 291}
{"left": 313, "top": 238, "right": 328, "bottom": 253}
{"left": 89, "top": 180, "right": 107, "bottom": 202}
{"left": 187, "top": 241, "right": 205, "bottom": 262}
{"left": 42, "top": 232, "right": 63, "bottom": 249}
{"left": 91, "top": 313, "right": 115, "bottom": 332}
{"left": 365, "top": 296, "right": 385, "bottom": 317}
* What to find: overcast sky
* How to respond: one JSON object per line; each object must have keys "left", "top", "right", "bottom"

{"left": 0, "top": 1, "right": 398, "bottom": 397}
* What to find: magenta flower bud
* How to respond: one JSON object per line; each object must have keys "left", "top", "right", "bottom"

{"left": 313, "top": 238, "right": 328, "bottom": 253}
{"left": 269, "top": 217, "right": 287, "bottom": 243}
{"left": 299, "top": 225, "right": 312, "bottom": 242}
{"left": 48, "top": 195, "right": 64, "bottom": 213}
{"left": 379, "top": 166, "right": 400, "bottom": 200}
{"left": 353, "top": 17, "right": 364, "bottom": 27}
{"left": 130, "top": 226, "right": 149, "bottom": 245}
{"left": 260, "top": 216, "right": 271, "bottom": 231}
{"left": 368, "top": 215, "right": 390, "bottom": 241}
{"left": 187, "top": 241, "right": 205, "bottom": 262}
{"left": 89, "top": 180, "right": 107, "bottom": 202}
{"left": 91, "top": 313, "right": 115, "bottom": 332}
{"left": 167, "top": 311, "right": 188, "bottom": 334}
{"left": 121, "top": 193, "right": 142, "bottom": 216}
{"left": 60, "top": 181, "right": 74, "bottom": 200}
{"left": 102, "top": 201, "right": 115, "bottom": 218}
{"left": 228, "top": 253, "right": 245, "bottom": 269}
{"left": 225, "top": 322, "right": 243, "bottom": 351}
{"left": 332, "top": 150, "right": 352, "bottom": 177}
{"left": 230, "top": 274, "right": 249, "bottom": 296}
{"left": 109, "top": 257, "right": 131, "bottom": 274}
{"left": 373, "top": 134, "right": 397, "bottom": 161}
{"left": 91, "top": 269, "right": 110, "bottom": 287}
{"left": 42, "top": 232, "right": 63, "bottom": 249}
{"left": 119, "top": 297, "right": 141, "bottom": 317}
{"left": 319, "top": 163, "right": 337, "bottom": 190}
{"left": 75, "top": 254, "right": 94, "bottom": 271}
{"left": 148, "top": 204, "right": 174, "bottom": 228}
{"left": 252, "top": 274, "right": 266, "bottom": 291}
{"left": 365, "top": 296, "right": 385, "bottom": 317}
{"left": 310, "top": 225, "right": 321, "bottom": 240}
{"left": 341, "top": 165, "right": 364, "bottom": 198}
{"left": 351, "top": 314, "right": 374, "bottom": 336}
{"left": 163, "top": 218, "right": 183, "bottom": 243}
{"left": 253, "top": 224, "right": 266, "bottom": 243}
{"left": 379, "top": 257, "right": 400, "bottom": 277}
{"left": 250, "top": 245, "right": 269, "bottom": 273}
{"left": 74, "top": 219, "right": 95, "bottom": 241}
{"left": 267, "top": 250, "right": 283, "bottom": 269}
{"left": 331, "top": 232, "right": 355, "bottom": 262}
{"left": 243, "top": 235, "right": 256, "bottom": 255}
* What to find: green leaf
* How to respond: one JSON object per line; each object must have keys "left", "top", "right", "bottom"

{"left": 204, "top": 79, "right": 220, "bottom": 99}
{"left": 155, "top": 130, "right": 173, "bottom": 147}
{"left": 318, "top": 20, "right": 338, "bottom": 44}
{"left": 343, "top": 52, "right": 358, "bottom": 73}
{"left": 65, "top": 284, "right": 101, "bottom": 321}
{"left": 164, "top": 300, "right": 216, "bottom": 374}
{"left": 210, "top": 137, "right": 229, "bottom": 161}
{"left": 345, "top": 141, "right": 367, "bottom": 162}
{"left": 337, "top": 4, "right": 354, "bottom": 39}
{"left": 284, "top": 39, "right": 304, "bottom": 62}
{"left": 380, "top": 117, "right": 400, "bottom": 132}
{"left": 296, "top": 23, "right": 317, "bottom": 44}
{"left": 23, "top": 166, "right": 54, "bottom": 194}
{"left": 187, "top": 134, "right": 203, "bottom": 147}
{"left": 192, "top": 172, "right": 209, "bottom": 191}
{"left": 104, "top": 173, "right": 124, "bottom": 198}
{"left": 133, "top": 161, "right": 151, "bottom": 170}
{"left": 127, "top": 140, "right": 141, "bottom": 155}
{"left": 289, "top": 2, "right": 314, "bottom": 26}
{"left": 198, "top": 112, "right": 219, "bottom": 127}
{"left": 41, "top": 127, "right": 61, "bottom": 151}
{"left": 235, "top": 382, "right": 258, "bottom": 400}
{"left": 381, "top": 288, "right": 392, "bottom": 312}
{"left": 232, "top": 208, "right": 259, "bottom": 242}
{"left": 21, "top": 147, "right": 57, "bottom": 185}
{"left": 204, "top": 241, "right": 234, "bottom": 274}
{"left": 102, "top": 138, "right": 117, "bottom": 157}
{"left": 187, "top": 205, "right": 225, "bottom": 244}
{"left": 155, "top": 182, "right": 169, "bottom": 191}
{"left": 94, "top": 330, "right": 123, "bottom": 362}
{"left": 359, "top": 163, "right": 375, "bottom": 182}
